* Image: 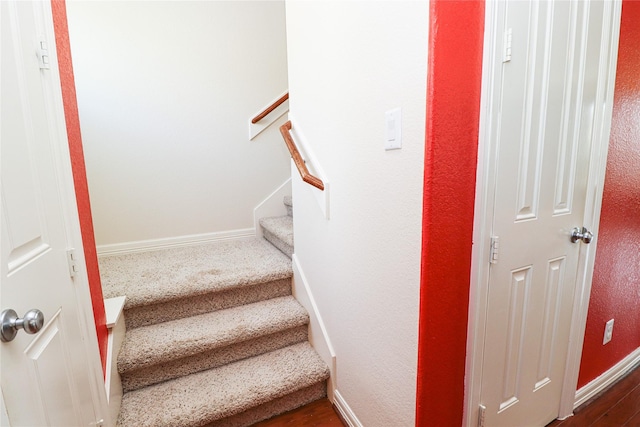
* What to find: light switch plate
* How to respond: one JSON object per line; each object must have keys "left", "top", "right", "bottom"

{"left": 603, "top": 319, "right": 614, "bottom": 345}
{"left": 385, "top": 108, "right": 402, "bottom": 150}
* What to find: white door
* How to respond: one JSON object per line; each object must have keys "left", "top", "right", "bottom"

{"left": 1, "top": 1, "right": 98, "bottom": 425}
{"left": 478, "top": 1, "right": 615, "bottom": 426}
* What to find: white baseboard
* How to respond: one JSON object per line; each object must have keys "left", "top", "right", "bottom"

{"left": 104, "top": 297, "right": 126, "bottom": 427}
{"left": 291, "top": 255, "right": 337, "bottom": 401}
{"left": 333, "top": 389, "right": 364, "bottom": 427}
{"left": 574, "top": 346, "right": 640, "bottom": 409}
{"left": 97, "top": 228, "right": 255, "bottom": 257}
{"left": 254, "top": 178, "right": 292, "bottom": 239}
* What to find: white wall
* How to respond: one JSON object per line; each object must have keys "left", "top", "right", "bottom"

{"left": 286, "top": 2, "right": 428, "bottom": 426}
{"left": 65, "top": 1, "right": 290, "bottom": 247}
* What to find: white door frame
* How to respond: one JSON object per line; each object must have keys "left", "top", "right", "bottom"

{"left": 0, "top": 0, "right": 110, "bottom": 424}
{"left": 463, "top": 1, "right": 623, "bottom": 426}
{"left": 38, "top": 0, "right": 112, "bottom": 423}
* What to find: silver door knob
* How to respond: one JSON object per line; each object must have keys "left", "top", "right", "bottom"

{"left": 1, "top": 309, "right": 44, "bottom": 342}
{"left": 571, "top": 227, "right": 594, "bottom": 244}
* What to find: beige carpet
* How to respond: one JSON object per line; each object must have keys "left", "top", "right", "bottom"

{"left": 100, "top": 239, "right": 294, "bottom": 329}
{"left": 100, "top": 239, "right": 292, "bottom": 308}
{"left": 118, "top": 296, "right": 311, "bottom": 392}
{"left": 259, "top": 216, "right": 294, "bottom": 258}
{"left": 260, "top": 195, "right": 294, "bottom": 259}
{"left": 101, "top": 208, "right": 328, "bottom": 427}
{"left": 117, "top": 343, "right": 328, "bottom": 427}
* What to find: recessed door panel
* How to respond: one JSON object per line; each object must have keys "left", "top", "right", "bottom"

{"left": 1, "top": 1, "right": 97, "bottom": 425}
{"left": 479, "top": 1, "right": 615, "bottom": 425}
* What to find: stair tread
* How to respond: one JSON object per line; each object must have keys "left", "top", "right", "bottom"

{"left": 117, "top": 342, "right": 329, "bottom": 427}
{"left": 118, "top": 296, "right": 308, "bottom": 372}
{"left": 100, "top": 238, "right": 292, "bottom": 309}
{"left": 259, "top": 216, "right": 293, "bottom": 247}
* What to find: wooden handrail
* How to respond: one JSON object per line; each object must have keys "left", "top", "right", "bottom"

{"left": 252, "top": 93, "right": 289, "bottom": 124}
{"left": 279, "top": 121, "right": 325, "bottom": 191}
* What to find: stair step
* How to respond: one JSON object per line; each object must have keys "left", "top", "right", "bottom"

{"left": 205, "top": 382, "right": 326, "bottom": 427}
{"left": 117, "top": 342, "right": 330, "bottom": 427}
{"left": 259, "top": 216, "right": 293, "bottom": 258}
{"left": 100, "top": 239, "right": 292, "bottom": 328}
{"left": 283, "top": 195, "right": 293, "bottom": 217}
{"left": 118, "top": 296, "right": 309, "bottom": 391}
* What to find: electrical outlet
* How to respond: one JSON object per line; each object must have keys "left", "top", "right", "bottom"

{"left": 603, "top": 319, "right": 614, "bottom": 345}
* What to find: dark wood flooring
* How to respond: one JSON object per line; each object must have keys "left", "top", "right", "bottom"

{"left": 255, "top": 365, "right": 639, "bottom": 426}
{"left": 547, "top": 364, "right": 640, "bottom": 427}
{"left": 253, "top": 398, "right": 345, "bottom": 427}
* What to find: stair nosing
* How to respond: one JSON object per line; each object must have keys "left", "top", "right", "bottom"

{"left": 118, "top": 296, "right": 308, "bottom": 372}
{"left": 100, "top": 238, "right": 293, "bottom": 310}
{"left": 259, "top": 216, "right": 293, "bottom": 247}
{"left": 117, "top": 342, "right": 329, "bottom": 427}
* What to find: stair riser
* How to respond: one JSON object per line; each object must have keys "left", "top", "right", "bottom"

{"left": 124, "top": 278, "right": 291, "bottom": 329}
{"left": 283, "top": 195, "right": 293, "bottom": 217}
{"left": 261, "top": 228, "right": 293, "bottom": 259}
{"left": 117, "top": 343, "right": 330, "bottom": 427}
{"left": 203, "top": 382, "right": 326, "bottom": 427}
{"left": 121, "top": 326, "right": 308, "bottom": 392}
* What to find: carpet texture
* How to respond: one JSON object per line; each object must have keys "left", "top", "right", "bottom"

{"left": 284, "top": 195, "right": 293, "bottom": 217}
{"left": 117, "top": 343, "right": 329, "bottom": 427}
{"left": 100, "top": 239, "right": 292, "bottom": 309}
{"left": 104, "top": 197, "right": 329, "bottom": 426}
{"left": 259, "top": 216, "right": 294, "bottom": 258}
{"left": 121, "top": 326, "right": 309, "bottom": 392}
{"left": 100, "top": 239, "right": 293, "bottom": 329}
{"left": 203, "top": 383, "right": 326, "bottom": 427}
{"left": 118, "top": 296, "right": 308, "bottom": 371}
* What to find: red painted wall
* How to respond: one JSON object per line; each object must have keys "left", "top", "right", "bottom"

{"left": 416, "top": 1, "right": 484, "bottom": 425}
{"left": 51, "top": 0, "right": 108, "bottom": 375}
{"left": 578, "top": 0, "right": 640, "bottom": 388}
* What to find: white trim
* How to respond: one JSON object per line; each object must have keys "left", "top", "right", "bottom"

{"left": 104, "top": 297, "right": 126, "bottom": 427}
{"left": 104, "top": 296, "right": 126, "bottom": 329}
{"left": 463, "top": 1, "right": 503, "bottom": 425}
{"left": 253, "top": 178, "right": 292, "bottom": 238}
{"left": 291, "top": 255, "right": 337, "bottom": 400}
{"left": 465, "top": 1, "right": 623, "bottom": 426}
{"left": 573, "top": 347, "right": 640, "bottom": 410}
{"left": 40, "top": 0, "right": 112, "bottom": 424}
{"left": 96, "top": 228, "right": 255, "bottom": 257}
{"left": 249, "top": 91, "right": 289, "bottom": 140}
{"left": 333, "top": 389, "right": 364, "bottom": 427}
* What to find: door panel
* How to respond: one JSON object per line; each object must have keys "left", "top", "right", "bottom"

{"left": 479, "top": 1, "right": 609, "bottom": 425}
{"left": 1, "top": 1, "right": 96, "bottom": 425}
{"left": 24, "top": 310, "right": 79, "bottom": 426}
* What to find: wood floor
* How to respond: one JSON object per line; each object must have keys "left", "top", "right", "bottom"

{"left": 253, "top": 399, "right": 345, "bottom": 427}
{"left": 547, "top": 364, "right": 640, "bottom": 427}
{"left": 255, "top": 365, "right": 640, "bottom": 426}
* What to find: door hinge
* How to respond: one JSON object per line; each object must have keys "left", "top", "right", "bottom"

{"left": 37, "top": 38, "right": 50, "bottom": 70}
{"left": 503, "top": 28, "right": 513, "bottom": 63}
{"left": 478, "top": 404, "right": 486, "bottom": 427}
{"left": 490, "top": 236, "right": 499, "bottom": 264}
{"left": 67, "top": 249, "right": 79, "bottom": 277}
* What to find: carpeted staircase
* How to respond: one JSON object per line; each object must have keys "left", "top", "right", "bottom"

{"left": 259, "top": 195, "right": 293, "bottom": 258}
{"left": 100, "top": 196, "right": 329, "bottom": 426}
